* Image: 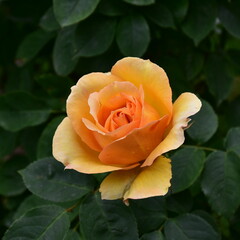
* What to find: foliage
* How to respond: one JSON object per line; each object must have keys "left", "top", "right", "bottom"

{"left": 1, "top": 0, "right": 240, "bottom": 239}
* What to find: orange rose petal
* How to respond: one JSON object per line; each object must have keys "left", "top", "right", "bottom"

{"left": 111, "top": 57, "right": 172, "bottom": 118}
{"left": 99, "top": 115, "right": 169, "bottom": 165}
{"left": 142, "top": 93, "right": 202, "bottom": 167}
{"left": 100, "top": 156, "right": 171, "bottom": 200}
{"left": 67, "top": 73, "right": 120, "bottom": 151}
{"left": 52, "top": 117, "right": 124, "bottom": 174}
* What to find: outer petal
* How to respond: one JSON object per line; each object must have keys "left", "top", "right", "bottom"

{"left": 100, "top": 156, "right": 171, "bottom": 200}
{"left": 111, "top": 57, "right": 172, "bottom": 119}
{"left": 67, "top": 73, "right": 120, "bottom": 151}
{"left": 142, "top": 93, "right": 202, "bottom": 167}
{"left": 99, "top": 115, "right": 169, "bottom": 165}
{"left": 52, "top": 117, "right": 125, "bottom": 174}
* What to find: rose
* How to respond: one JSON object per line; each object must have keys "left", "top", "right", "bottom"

{"left": 53, "top": 57, "right": 201, "bottom": 200}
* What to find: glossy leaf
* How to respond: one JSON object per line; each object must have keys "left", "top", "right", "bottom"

{"left": 164, "top": 214, "right": 220, "bottom": 240}
{"left": 0, "top": 128, "right": 16, "bottom": 158}
{"left": 171, "top": 148, "right": 205, "bottom": 193}
{"left": 0, "top": 91, "right": 50, "bottom": 132}
{"left": 16, "top": 29, "right": 55, "bottom": 65}
{"left": 74, "top": 16, "right": 116, "bottom": 57}
{"left": 3, "top": 205, "right": 70, "bottom": 240}
{"left": 20, "top": 158, "right": 96, "bottom": 202}
{"left": 187, "top": 100, "right": 218, "bottom": 143}
{"left": 53, "top": 0, "right": 100, "bottom": 27}
{"left": 123, "top": 0, "right": 155, "bottom": 6}
{"left": 182, "top": 0, "right": 217, "bottom": 45}
{"left": 201, "top": 151, "right": 240, "bottom": 217}
{"left": 225, "top": 127, "right": 240, "bottom": 156}
{"left": 141, "top": 230, "right": 165, "bottom": 240}
{"left": 39, "top": 7, "right": 60, "bottom": 32}
{"left": 116, "top": 14, "right": 150, "bottom": 57}
{"left": 53, "top": 26, "right": 78, "bottom": 76}
{"left": 79, "top": 192, "right": 139, "bottom": 240}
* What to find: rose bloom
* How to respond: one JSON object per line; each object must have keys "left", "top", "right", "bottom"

{"left": 53, "top": 57, "right": 201, "bottom": 200}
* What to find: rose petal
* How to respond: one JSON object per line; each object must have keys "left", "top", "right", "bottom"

{"left": 111, "top": 57, "right": 172, "bottom": 119}
{"left": 67, "top": 73, "right": 120, "bottom": 151}
{"left": 99, "top": 115, "right": 169, "bottom": 165}
{"left": 142, "top": 92, "right": 202, "bottom": 167}
{"left": 52, "top": 117, "right": 125, "bottom": 174}
{"left": 100, "top": 156, "right": 171, "bottom": 200}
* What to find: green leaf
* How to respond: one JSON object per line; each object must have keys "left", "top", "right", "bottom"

{"left": 74, "top": 16, "right": 116, "bottom": 58}
{"left": 145, "top": 3, "right": 175, "bottom": 29}
{"left": 0, "top": 91, "right": 50, "bottom": 132}
{"left": 130, "top": 197, "right": 166, "bottom": 235}
{"left": 205, "top": 54, "right": 233, "bottom": 104}
{"left": 13, "top": 195, "right": 51, "bottom": 220}
{"left": 116, "top": 14, "right": 150, "bottom": 57}
{"left": 140, "top": 230, "right": 165, "bottom": 240}
{"left": 219, "top": 1, "right": 240, "bottom": 39}
{"left": 3, "top": 205, "right": 70, "bottom": 240}
{"left": 225, "top": 127, "right": 240, "bottom": 156}
{"left": 187, "top": 100, "right": 218, "bottom": 143}
{"left": 97, "top": 0, "right": 128, "bottom": 16}
{"left": 0, "top": 128, "right": 16, "bottom": 158}
{"left": 37, "top": 116, "right": 65, "bottom": 159}
{"left": 20, "top": 158, "right": 96, "bottom": 202}
{"left": 123, "top": 0, "right": 155, "bottom": 6}
{"left": 53, "top": 0, "right": 100, "bottom": 27}
{"left": 79, "top": 192, "right": 139, "bottom": 240}
{"left": 64, "top": 230, "right": 82, "bottom": 240}
{"left": 0, "top": 156, "right": 28, "bottom": 196}
{"left": 171, "top": 148, "right": 205, "bottom": 193}
{"left": 164, "top": 214, "right": 220, "bottom": 240}
{"left": 53, "top": 26, "right": 78, "bottom": 76}
{"left": 162, "top": 0, "right": 189, "bottom": 22}
{"left": 201, "top": 151, "right": 240, "bottom": 217}
{"left": 182, "top": 0, "right": 217, "bottom": 45}
{"left": 16, "top": 29, "right": 55, "bottom": 66}
{"left": 39, "top": 7, "right": 60, "bottom": 32}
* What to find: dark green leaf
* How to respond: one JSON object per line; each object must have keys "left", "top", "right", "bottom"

{"left": 145, "top": 3, "right": 175, "bottom": 29}
{"left": 37, "top": 116, "right": 65, "bottom": 159}
{"left": 182, "top": 0, "right": 217, "bottom": 45}
{"left": 123, "top": 0, "right": 155, "bottom": 6}
{"left": 171, "top": 148, "right": 205, "bottom": 193}
{"left": 53, "top": 26, "right": 78, "bottom": 76}
{"left": 219, "top": 1, "right": 240, "bottom": 39}
{"left": 201, "top": 151, "right": 240, "bottom": 217}
{"left": 13, "top": 195, "right": 51, "bottom": 220}
{"left": 39, "top": 7, "right": 60, "bottom": 32}
{"left": 16, "top": 29, "right": 55, "bottom": 65}
{"left": 164, "top": 214, "right": 220, "bottom": 240}
{"left": 74, "top": 16, "right": 116, "bottom": 57}
{"left": 20, "top": 158, "right": 96, "bottom": 202}
{"left": 205, "top": 54, "right": 233, "bottom": 104}
{"left": 0, "top": 156, "right": 28, "bottom": 196}
{"left": 130, "top": 197, "right": 166, "bottom": 235}
{"left": 141, "top": 230, "right": 165, "bottom": 240}
{"left": 64, "top": 230, "right": 82, "bottom": 240}
{"left": 162, "top": 0, "right": 189, "bottom": 22}
{"left": 97, "top": 0, "right": 128, "bottom": 16}
{"left": 3, "top": 205, "right": 70, "bottom": 240}
{"left": 0, "top": 91, "right": 50, "bottom": 132}
{"left": 225, "top": 127, "right": 240, "bottom": 156}
{"left": 53, "top": 0, "right": 100, "bottom": 27}
{"left": 0, "top": 128, "right": 16, "bottom": 158}
{"left": 187, "top": 100, "right": 218, "bottom": 143}
{"left": 116, "top": 14, "right": 150, "bottom": 57}
{"left": 79, "top": 192, "right": 139, "bottom": 240}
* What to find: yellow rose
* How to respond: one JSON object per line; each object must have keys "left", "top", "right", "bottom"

{"left": 53, "top": 57, "right": 201, "bottom": 200}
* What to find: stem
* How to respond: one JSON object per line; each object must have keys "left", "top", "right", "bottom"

{"left": 182, "top": 144, "right": 219, "bottom": 152}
